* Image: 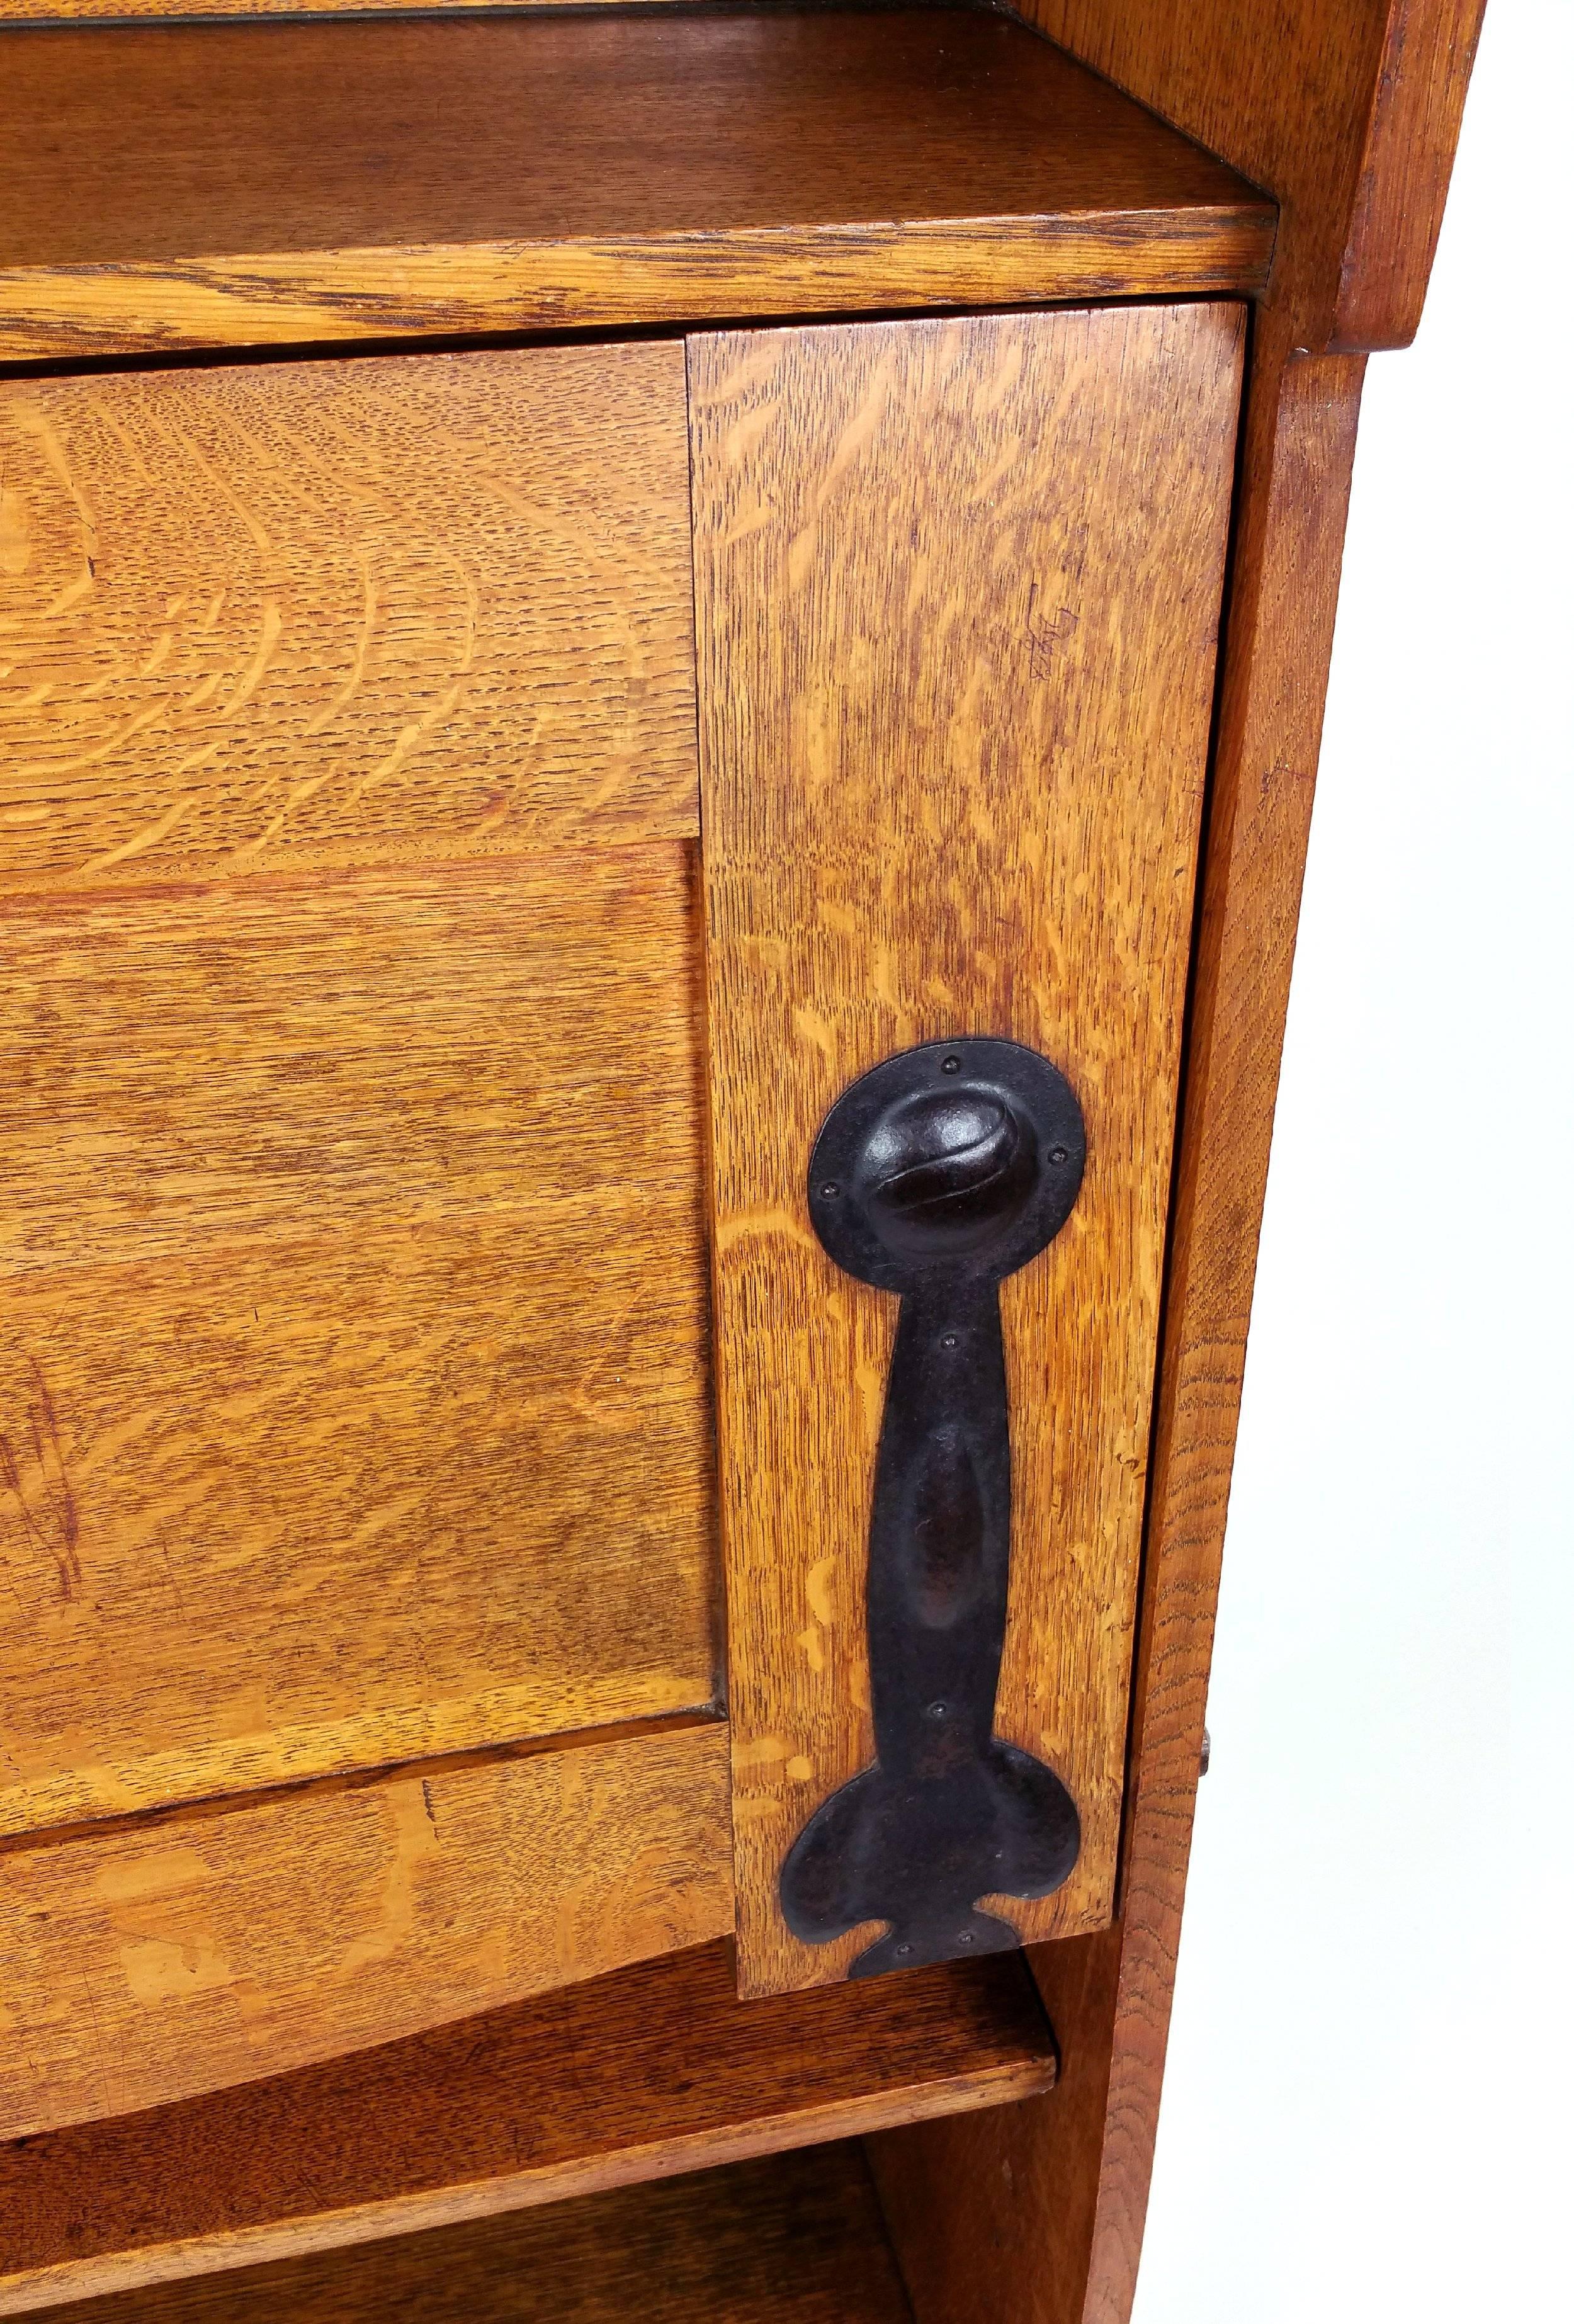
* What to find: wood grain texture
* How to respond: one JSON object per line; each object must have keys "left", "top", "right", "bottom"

{"left": 0, "top": 846, "right": 718, "bottom": 1835}
{"left": 692, "top": 303, "right": 1243, "bottom": 1994}
{"left": 0, "top": 1938, "right": 1050, "bottom": 2312}
{"left": 0, "top": 348, "right": 696, "bottom": 893}
{"left": 859, "top": 332, "right": 1367, "bottom": 2324}
{"left": 1024, "top": 0, "right": 1485, "bottom": 349}
{"left": 26, "top": 2146, "right": 916, "bottom": 2324}
{"left": 0, "top": 1718, "right": 733, "bottom": 2146}
{"left": 0, "top": 14, "right": 1274, "bottom": 360}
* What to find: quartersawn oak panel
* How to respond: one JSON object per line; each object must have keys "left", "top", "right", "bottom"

{"left": 14, "top": 2146, "right": 914, "bottom": 2324}
{"left": 0, "top": 846, "right": 718, "bottom": 1836}
{"left": 692, "top": 305, "right": 1244, "bottom": 1994}
{"left": 0, "top": 14, "right": 1274, "bottom": 360}
{"left": 0, "top": 1720, "right": 733, "bottom": 2145}
{"left": 0, "top": 346, "right": 696, "bottom": 894}
{"left": 0, "top": 1939, "right": 1051, "bottom": 2312}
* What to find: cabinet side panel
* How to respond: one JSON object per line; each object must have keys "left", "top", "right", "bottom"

{"left": 692, "top": 305, "right": 1243, "bottom": 1996}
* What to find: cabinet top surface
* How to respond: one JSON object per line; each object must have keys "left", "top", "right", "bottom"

{"left": 0, "top": 6, "right": 1274, "bottom": 360}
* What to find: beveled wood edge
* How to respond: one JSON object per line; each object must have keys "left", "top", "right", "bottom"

{"left": 0, "top": 2046, "right": 1051, "bottom": 2316}
{"left": 0, "top": 215, "right": 1274, "bottom": 365}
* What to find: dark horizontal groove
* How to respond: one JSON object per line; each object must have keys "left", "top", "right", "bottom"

{"left": 0, "top": 288, "right": 1258, "bottom": 386}
{"left": 0, "top": 1704, "right": 725, "bottom": 1861}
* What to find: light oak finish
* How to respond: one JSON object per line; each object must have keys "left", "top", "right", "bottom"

{"left": 691, "top": 303, "right": 1243, "bottom": 1995}
{"left": 0, "top": 1940, "right": 1050, "bottom": 2313}
{"left": 0, "top": 846, "right": 716, "bottom": 1837}
{"left": 1026, "top": 0, "right": 1485, "bottom": 349}
{"left": 0, "top": 14, "right": 1274, "bottom": 360}
{"left": 26, "top": 2147, "right": 915, "bottom": 2324}
{"left": 0, "top": 1718, "right": 733, "bottom": 2148}
{"left": 0, "top": 347, "right": 696, "bottom": 893}
{"left": 864, "top": 329, "right": 1370, "bottom": 2324}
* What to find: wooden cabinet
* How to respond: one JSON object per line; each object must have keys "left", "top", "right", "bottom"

{"left": 0, "top": 2, "right": 1479, "bottom": 2316}
{"left": 0, "top": 297, "right": 1240, "bottom": 2112}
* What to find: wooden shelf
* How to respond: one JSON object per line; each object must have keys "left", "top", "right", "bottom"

{"left": 37, "top": 2146, "right": 915, "bottom": 2324}
{"left": 0, "top": 7, "right": 1276, "bottom": 361}
{"left": 0, "top": 1939, "right": 1053, "bottom": 2315}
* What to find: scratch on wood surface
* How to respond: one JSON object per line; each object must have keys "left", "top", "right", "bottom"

{"left": 0, "top": 1362, "right": 82, "bottom": 1603}
{"left": 77, "top": 1971, "right": 114, "bottom": 2116}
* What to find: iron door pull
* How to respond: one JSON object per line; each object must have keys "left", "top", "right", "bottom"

{"left": 779, "top": 1036, "right": 1086, "bottom": 1978}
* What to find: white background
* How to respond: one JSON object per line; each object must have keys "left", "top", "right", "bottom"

{"left": 1133, "top": 4, "right": 1571, "bottom": 2316}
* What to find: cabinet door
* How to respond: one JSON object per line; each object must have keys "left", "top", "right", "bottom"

{"left": 0, "top": 303, "right": 1243, "bottom": 2133}
{"left": 691, "top": 305, "right": 1243, "bottom": 1995}
{"left": 0, "top": 346, "right": 730, "bottom": 2136}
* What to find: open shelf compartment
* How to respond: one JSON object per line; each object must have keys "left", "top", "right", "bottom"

{"left": 1, "top": 1938, "right": 1055, "bottom": 2314}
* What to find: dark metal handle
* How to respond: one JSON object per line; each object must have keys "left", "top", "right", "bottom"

{"left": 780, "top": 1036, "right": 1086, "bottom": 1979}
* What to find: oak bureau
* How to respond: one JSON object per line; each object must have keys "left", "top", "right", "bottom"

{"left": 0, "top": 4, "right": 1482, "bottom": 2317}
